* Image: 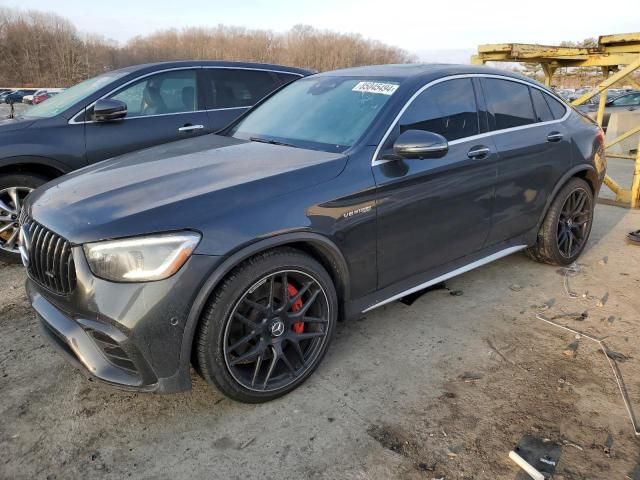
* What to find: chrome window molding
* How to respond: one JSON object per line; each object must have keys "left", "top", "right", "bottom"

{"left": 371, "top": 73, "right": 571, "bottom": 166}
{"left": 68, "top": 66, "right": 304, "bottom": 125}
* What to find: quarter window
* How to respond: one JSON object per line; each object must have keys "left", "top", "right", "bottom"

{"left": 530, "top": 88, "right": 554, "bottom": 122}
{"left": 484, "top": 79, "right": 536, "bottom": 130}
{"left": 545, "top": 93, "right": 567, "bottom": 119}
{"left": 207, "top": 69, "right": 280, "bottom": 109}
{"left": 110, "top": 70, "right": 198, "bottom": 117}
{"left": 398, "top": 78, "right": 479, "bottom": 141}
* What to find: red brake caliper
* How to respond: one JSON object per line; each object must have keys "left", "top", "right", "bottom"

{"left": 288, "top": 283, "right": 304, "bottom": 334}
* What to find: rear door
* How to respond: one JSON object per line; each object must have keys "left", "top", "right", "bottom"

{"left": 202, "top": 68, "right": 298, "bottom": 131}
{"left": 373, "top": 77, "right": 497, "bottom": 288}
{"left": 85, "top": 68, "right": 209, "bottom": 164}
{"left": 481, "top": 77, "right": 572, "bottom": 244}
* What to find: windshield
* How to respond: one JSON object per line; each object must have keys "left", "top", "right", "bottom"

{"left": 22, "top": 71, "right": 129, "bottom": 119}
{"left": 230, "top": 76, "right": 400, "bottom": 152}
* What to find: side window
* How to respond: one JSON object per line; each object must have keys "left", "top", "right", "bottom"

{"left": 207, "top": 69, "right": 279, "bottom": 109}
{"left": 530, "top": 88, "right": 554, "bottom": 122}
{"left": 484, "top": 79, "right": 536, "bottom": 130}
{"left": 110, "top": 70, "right": 198, "bottom": 117}
{"left": 544, "top": 93, "right": 568, "bottom": 119}
{"left": 611, "top": 94, "right": 640, "bottom": 106}
{"left": 398, "top": 78, "right": 479, "bottom": 142}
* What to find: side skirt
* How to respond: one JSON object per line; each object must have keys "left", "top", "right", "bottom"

{"left": 344, "top": 240, "right": 529, "bottom": 318}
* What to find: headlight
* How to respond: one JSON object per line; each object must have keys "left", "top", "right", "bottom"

{"left": 83, "top": 232, "right": 201, "bottom": 282}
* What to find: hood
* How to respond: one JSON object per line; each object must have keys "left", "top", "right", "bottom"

{"left": 27, "top": 134, "right": 347, "bottom": 244}
{"left": 0, "top": 116, "right": 36, "bottom": 132}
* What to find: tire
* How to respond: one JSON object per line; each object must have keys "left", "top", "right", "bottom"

{"left": 526, "top": 178, "right": 594, "bottom": 266}
{"left": 0, "top": 173, "right": 48, "bottom": 264}
{"left": 195, "top": 247, "right": 338, "bottom": 403}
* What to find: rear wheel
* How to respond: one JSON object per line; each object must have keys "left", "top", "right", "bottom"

{"left": 526, "top": 177, "right": 594, "bottom": 265}
{"left": 0, "top": 174, "right": 47, "bottom": 264}
{"left": 195, "top": 248, "right": 338, "bottom": 403}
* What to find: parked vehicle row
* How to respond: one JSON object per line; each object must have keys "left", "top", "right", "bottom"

{"left": 576, "top": 91, "right": 640, "bottom": 129}
{"left": 3, "top": 89, "right": 38, "bottom": 104}
{"left": 0, "top": 61, "right": 311, "bottom": 262}
{"left": 1, "top": 88, "right": 66, "bottom": 105}
{"left": 24, "top": 88, "right": 66, "bottom": 105}
{"left": 14, "top": 63, "right": 606, "bottom": 402}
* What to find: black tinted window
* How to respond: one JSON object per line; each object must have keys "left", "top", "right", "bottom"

{"left": 276, "top": 72, "right": 302, "bottom": 85}
{"left": 484, "top": 79, "right": 536, "bottom": 130}
{"left": 208, "top": 69, "right": 279, "bottom": 108}
{"left": 530, "top": 88, "right": 554, "bottom": 122}
{"left": 398, "top": 78, "right": 479, "bottom": 141}
{"left": 545, "top": 94, "right": 567, "bottom": 119}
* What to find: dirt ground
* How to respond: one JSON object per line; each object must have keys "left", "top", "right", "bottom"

{"left": 1, "top": 203, "right": 640, "bottom": 480}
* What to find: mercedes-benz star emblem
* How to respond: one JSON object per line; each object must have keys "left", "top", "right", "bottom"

{"left": 270, "top": 320, "right": 285, "bottom": 337}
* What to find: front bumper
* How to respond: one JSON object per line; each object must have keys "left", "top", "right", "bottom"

{"left": 26, "top": 248, "right": 220, "bottom": 393}
{"left": 30, "top": 284, "right": 155, "bottom": 390}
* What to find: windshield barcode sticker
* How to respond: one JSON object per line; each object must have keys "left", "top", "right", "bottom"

{"left": 352, "top": 82, "right": 398, "bottom": 96}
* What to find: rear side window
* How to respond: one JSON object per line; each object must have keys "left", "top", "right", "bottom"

{"left": 398, "top": 78, "right": 479, "bottom": 142}
{"left": 484, "top": 79, "right": 536, "bottom": 130}
{"left": 207, "top": 69, "right": 279, "bottom": 109}
{"left": 545, "top": 94, "right": 567, "bottom": 119}
{"left": 530, "top": 88, "right": 554, "bottom": 122}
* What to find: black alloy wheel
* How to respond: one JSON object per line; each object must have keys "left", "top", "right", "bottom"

{"left": 195, "top": 248, "right": 337, "bottom": 403}
{"left": 224, "top": 269, "right": 330, "bottom": 392}
{"left": 526, "top": 177, "right": 594, "bottom": 266}
{"left": 557, "top": 187, "right": 592, "bottom": 258}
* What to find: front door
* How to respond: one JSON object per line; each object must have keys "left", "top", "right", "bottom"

{"left": 373, "top": 78, "right": 497, "bottom": 289}
{"left": 85, "top": 68, "right": 210, "bottom": 164}
{"left": 203, "top": 68, "right": 285, "bottom": 131}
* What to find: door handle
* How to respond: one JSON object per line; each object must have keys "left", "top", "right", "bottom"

{"left": 547, "top": 132, "right": 563, "bottom": 142}
{"left": 467, "top": 145, "right": 490, "bottom": 159}
{"left": 178, "top": 124, "right": 204, "bottom": 132}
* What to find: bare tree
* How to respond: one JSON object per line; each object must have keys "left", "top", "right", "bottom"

{"left": 0, "top": 7, "right": 415, "bottom": 87}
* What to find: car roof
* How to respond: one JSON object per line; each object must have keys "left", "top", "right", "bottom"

{"left": 316, "top": 63, "right": 547, "bottom": 88}
{"left": 108, "top": 60, "right": 314, "bottom": 77}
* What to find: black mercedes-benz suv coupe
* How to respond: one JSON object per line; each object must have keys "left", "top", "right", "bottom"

{"left": 21, "top": 64, "right": 605, "bottom": 402}
{"left": 0, "top": 60, "right": 311, "bottom": 263}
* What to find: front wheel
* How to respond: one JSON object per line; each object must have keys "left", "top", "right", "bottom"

{"left": 0, "top": 174, "right": 48, "bottom": 264}
{"left": 526, "top": 177, "right": 594, "bottom": 265}
{"left": 195, "top": 248, "right": 338, "bottom": 403}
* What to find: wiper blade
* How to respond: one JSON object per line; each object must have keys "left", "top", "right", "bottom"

{"left": 249, "top": 136, "right": 297, "bottom": 148}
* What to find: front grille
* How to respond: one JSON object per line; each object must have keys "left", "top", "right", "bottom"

{"left": 26, "top": 219, "right": 76, "bottom": 295}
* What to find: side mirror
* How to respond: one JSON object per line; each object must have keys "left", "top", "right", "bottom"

{"left": 391, "top": 130, "right": 448, "bottom": 159}
{"left": 93, "top": 99, "right": 127, "bottom": 122}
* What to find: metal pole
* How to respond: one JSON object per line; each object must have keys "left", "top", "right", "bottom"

{"left": 631, "top": 137, "right": 640, "bottom": 209}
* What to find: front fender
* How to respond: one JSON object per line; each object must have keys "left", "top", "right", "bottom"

{"left": 175, "top": 231, "right": 350, "bottom": 388}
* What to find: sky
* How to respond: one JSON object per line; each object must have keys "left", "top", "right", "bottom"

{"left": 2, "top": 0, "right": 639, "bottom": 61}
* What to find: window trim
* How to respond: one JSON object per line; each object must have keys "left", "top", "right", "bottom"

{"left": 68, "top": 66, "right": 304, "bottom": 125}
{"left": 371, "top": 73, "right": 570, "bottom": 166}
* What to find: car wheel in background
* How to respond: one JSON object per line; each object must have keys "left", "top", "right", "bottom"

{"left": 526, "top": 177, "right": 594, "bottom": 266}
{"left": 195, "top": 248, "right": 338, "bottom": 403}
{"left": 0, "top": 174, "right": 47, "bottom": 264}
